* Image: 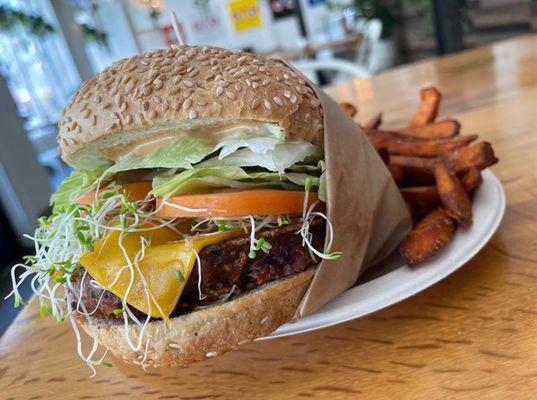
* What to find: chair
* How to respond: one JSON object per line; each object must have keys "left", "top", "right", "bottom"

{"left": 291, "top": 58, "right": 370, "bottom": 85}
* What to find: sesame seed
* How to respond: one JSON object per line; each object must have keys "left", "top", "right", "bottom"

{"left": 188, "top": 109, "right": 198, "bottom": 119}
{"left": 183, "top": 79, "right": 194, "bottom": 88}
{"left": 283, "top": 90, "right": 291, "bottom": 98}
{"left": 119, "top": 102, "right": 127, "bottom": 112}
{"left": 252, "top": 82, "right": 259, "bottom": 89}
{"left": 182, "top": 99, "right": 192, "bottom": 110}
{"left": 154, "top": 96, "right": 162, "bottom": 104}
{"left": 215, "top": 86, "right": 224, "bottom": 97}
{"left": 81, "top": 109, "right": 91, "bottom": 118}
{"left": 263, "top": 99, "right": 272, "bottom": 109}
{"left": 290, "top": 94, "right": 298, "bottom": 104}
{"left": 262, "top": 79, "right": 270, "bottom": 87}
{"left": 153, "top": 79, "right": 163, "bottom": 90}
{"left": 142, "top": 85, "right": 152, "bottom": 96}
{"left": 273, "top": 96, "right": 283, "bottom": 106}
{"left": 237, "top": 55, "right": 247, "bottom": 63}
{"left": 252, "top": 98, "right": 261, "bottom": 109}
{"left": 226, "top": 90, "right": 236, "bottom": 100}
{"left": 234, "top": 83, "right": 242, "bottom": 91}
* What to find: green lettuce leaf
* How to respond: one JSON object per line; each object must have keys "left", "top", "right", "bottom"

{"left": 108, "top": 136, "right": 214, "bottom": 173}
{"left": 151, "top": 166, "right": 320, "bottom": 198}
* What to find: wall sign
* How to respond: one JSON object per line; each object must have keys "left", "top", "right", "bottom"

{"left": 270, "top": 0, "right": 297, "bottom": 19}
{"left": 179, "top": 0, "right": 227, "bottom": 43}
{"left": 228, "top": 0, "right": 262, "bottom": 32}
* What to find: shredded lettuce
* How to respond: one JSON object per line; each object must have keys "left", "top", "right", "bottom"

{"left": 151, "top": 166, "right": 320, "bottom": 198}
{"left": 215, "top": 124, "right": 286, "bottom": 158}
{"left": 108, "top": 124, "right": 289, "bottom": 173}
{"left": 50, "top": 169, "right": 104, "bottom": 212}
{"left": 199, "top": 140, "right": 322, "bottom": 173}
{"left": 108, "top": 136, "right": 214, "bottom": 173}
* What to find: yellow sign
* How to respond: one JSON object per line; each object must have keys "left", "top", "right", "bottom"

{"left": 229, "top": 0, "right": 262, "bottom": 32}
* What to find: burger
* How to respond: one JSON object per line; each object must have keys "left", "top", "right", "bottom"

{"left": 9, "top": 45, "right": 341, "bottom": 369}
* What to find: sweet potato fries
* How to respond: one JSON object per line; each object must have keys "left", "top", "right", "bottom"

{"left": 342, "top": 86, "right": 499, "bottom": 265}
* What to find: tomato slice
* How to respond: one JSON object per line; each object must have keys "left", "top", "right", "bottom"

{"left": 77, "top": 181, "right": 152, "bottom": 205}
{"left": 156, "top": 189, "right": 319, "bottom": 218}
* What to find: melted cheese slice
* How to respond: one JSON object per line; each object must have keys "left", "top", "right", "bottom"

{"left": 79, "top": 226, "right": 242, "bottom": 318}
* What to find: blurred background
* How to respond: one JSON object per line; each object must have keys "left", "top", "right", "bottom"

{"left": 0, "top": 0, "right": 536, "bottom": 331}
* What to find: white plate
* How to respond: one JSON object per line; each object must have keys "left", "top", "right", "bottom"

{"left": 264, "top": 170, "right": 505, "bottom": 339}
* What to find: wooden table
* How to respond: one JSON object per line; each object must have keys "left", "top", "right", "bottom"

{"left": 2, "top": 35, "right": 537, "bottom": 399}
{"left": 264, "top": 33, "right": 362, "bottom": 61}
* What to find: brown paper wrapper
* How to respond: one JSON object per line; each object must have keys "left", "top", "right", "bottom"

{"left": 293, "top": 87, "right": 412, "bottom": 319}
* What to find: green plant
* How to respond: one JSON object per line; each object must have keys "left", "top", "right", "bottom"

{"left": 353, "top": 0, "right": 400, "bottom": 39}
{"left": 0, "top": 6, "right": 56, "bottom": 37}
{"left": 81, "top": 23, "right": 107, "bottom": 47}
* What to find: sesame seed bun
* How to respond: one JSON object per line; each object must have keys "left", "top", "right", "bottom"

{"left": 58, "top": 46, "right": 323, "bottom": 169}
{"left": 73, "top": 268, "right": 314, "bottom": 367}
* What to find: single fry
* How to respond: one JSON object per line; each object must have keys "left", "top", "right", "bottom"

{"left": 398, "top": 119, "right": 460, "bottom": 139}
{"left": 400, "top": 186, "right": 440, "bottom": 204}
{"left": 444, "top": 141, "right": 499, "bottom": 174}
{"left": 365, "top": 130, "right": 478, "bottom": 157}
{"left": 389, "top": 155, "right": 436, "bottom": 176}
{"left": 340, "top": 101, "right": 357, "bottom": 118}
{"left": 411, "top": 87, "right": 442, "bottom": 127}
{"left": 387, "top": 162, "right": 405, "bottom": 184}
{"left": 461, "top": 167, "right": 483, "bottom": 193}
{"left": 365, "top": 112, "right": 383, "bottom": 129}
{"left": 434, "top": 162, "right": 472, "bottom": 227}
{"left": 399, "top": 208, "right": 455, "bottom": 265}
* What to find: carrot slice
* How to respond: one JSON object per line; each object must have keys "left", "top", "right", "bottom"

{"left": 156, "top": 189, "right": 319, "bottom": 218}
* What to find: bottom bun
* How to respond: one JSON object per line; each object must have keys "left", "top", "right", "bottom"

{"left": 75, "top": 268, "right": 315, "bottom": 367}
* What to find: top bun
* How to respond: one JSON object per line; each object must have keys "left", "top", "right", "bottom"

{"left": 58, "top": 45, "right": 323, "bottom": 168}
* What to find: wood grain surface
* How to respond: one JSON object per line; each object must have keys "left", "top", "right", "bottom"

{"left": 2, "top": 35, "right": 537, "bottom": 400}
